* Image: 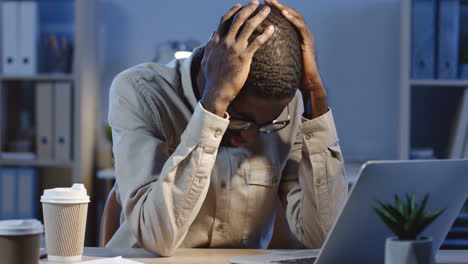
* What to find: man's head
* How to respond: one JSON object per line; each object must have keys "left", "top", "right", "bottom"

{"left": 229, "top": 4, "right": 303, "bottom": 99}
{"left": 195, "top": 4, "right": 303, "bottom": 147}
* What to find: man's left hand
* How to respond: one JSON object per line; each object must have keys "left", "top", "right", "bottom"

{"left": 265, "top": 0, "right": 328, "bottom": 118}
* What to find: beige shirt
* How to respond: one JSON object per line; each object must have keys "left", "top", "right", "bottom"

{"left": 107, "top": 52, "right": 348, "bottom": 256}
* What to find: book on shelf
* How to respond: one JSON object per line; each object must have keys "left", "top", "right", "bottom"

{"left": 464, "top": 133, "right": 468, "bottom": 157}
{"left": 0, "top": 167, "right": 38, "bottom": 220}
{"left": 1, "top": 2, "right": 19, "bottom": 74}
{"left": 54, "top": 82, "right": 72, "bottom": 161}
{"left": 437, "top": 0, "right": 461, "bottom": 79}
{"left": 460, "top": 1, "right": 468, "bottom": 79}
{"left": 35, "top": 82, "right": 54, "bottom": 160}
{"left": 0, "top": 152, "right": 36, "bottom": 160}
{"left": 0, "top": 82, "right": 3, "bottom": 156}
{"left": 18, "top": 1, "right": 39, "bottom": 75}
{"left": 0, "top": 168, "right": 16, "bottom": 220}
{"left": 411, "top": 0, "right": 437, "bottom": 79}
{"left": 449, "top": 88, "right": 468, "bottom": 158}
{"left": 0, "top": 1, "right": 38, "bottom": 75}
{"left": 462, "top": 64, "right": 468, "bottom": 79}
{"left": 16, "top": 168, "right": 38, "bottom": 219}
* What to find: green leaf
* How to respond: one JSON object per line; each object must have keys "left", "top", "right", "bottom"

{"left": 406, "top": 194, "right": 428, "bottom": 235}
{"left": 374, "top": 207, "right": 405, "bottom": 238}
{"left": 414, "top": 207, "right": 446, "bottom": 236}
{"left": 395, "top": 194, "right": 405, "bottom": 217}
{"left": 374, "top": 203, "right": 399, "bottom": 224}
{"left": 407, "top": 193, "right": 415, "bottom": 216}
{"left": 383, "top": 204, "right": 406, "bottom": 224}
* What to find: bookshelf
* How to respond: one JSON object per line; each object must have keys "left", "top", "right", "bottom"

{"left": 0, "top": 0, "right": 99, "bottom": 203}
{"left": 399, "top": 0, "right": 468, "bottom": 160}
{"left": 410, "top": 80, "right": 468, "bottom": 87}
{"left": 0, "top": 74, "right": 74, "bottom": 81}
{"left": 400, "top": 0, "right": 468, "bottom": 249}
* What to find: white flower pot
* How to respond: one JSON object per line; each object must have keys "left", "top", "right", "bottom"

{"left": 385, "top": 237, "right": 434, "bottom": 264}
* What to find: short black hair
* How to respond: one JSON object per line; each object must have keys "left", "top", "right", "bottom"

{"left": 234, "top": 4, "right": 303, "bottom": 99}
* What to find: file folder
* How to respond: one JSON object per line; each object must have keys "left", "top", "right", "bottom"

{"left": 18, "top": 1, "right": 38, "bottom": 75}
{"left": 437, "top": 0, "right": 461, "bottom": 79}
{"left": 412, "top": 0, "right": 437, "bottom": 79}
{"left": 54, "top": 82, "right": 72, "bottom": 161}
{"left": 460, "top": 1, "right": 468, "bottom": 78}
{"left": 16, "top": 168, "right": 37, "bottom": 218}
{"left": 35, "top": 82, "right": 54, "bottom": 160}
{"left": 0, "top": 168, "right": 17, "bottom": 219}
{"left": 461, "top": 64, "right": 468, "bottom": 78}
{"left": 449, "top": 89, "right": 468, "bottom": 158}
{"left": 0, "top": 86, "right": 3, "bottom": 155}
{"left": 464, "top": 133, "right": 468, "bottom": 157}
{"left": 1, "top": 2, "right": 19, "bottom": 74}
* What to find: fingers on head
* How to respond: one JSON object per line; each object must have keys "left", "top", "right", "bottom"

{"left": 227, "top": 0, "right": 261, "bottom": 40}
{"left": 246, "top": 24, "right": 275, "bottom": 55}
{"left": 237, "top": 5, "right": 271, "bottom": 43}
{"left": 216, "top": 4, "right": 243, "bottom": 41}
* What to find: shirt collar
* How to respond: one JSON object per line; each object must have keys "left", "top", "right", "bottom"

{"left": 180, "top": 45, "right": 204, "bottom": 110}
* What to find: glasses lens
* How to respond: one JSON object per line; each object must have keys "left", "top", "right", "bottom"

{"left": 228, "top": 120, "right": 252, "bottom": 130}
{"left": 259, "top": 121, "right": 289, "bottom": 133}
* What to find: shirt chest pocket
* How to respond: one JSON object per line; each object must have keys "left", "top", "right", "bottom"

{"left": 245, "top": 166, "right": 281, "bottom": 187}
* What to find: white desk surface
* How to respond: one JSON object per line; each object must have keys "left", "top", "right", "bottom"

{"left": 39, "top": 247, "right": 468, "bottom": 264}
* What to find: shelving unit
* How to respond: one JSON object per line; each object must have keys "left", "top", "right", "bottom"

{"left": 399, "top": 0, "right": 468, "bottom": 160}
{"left": 410, "top": 80, "right": 468, "bottom": 87}
{"left": 0, "top": 0, "right": 99, "bottom": 194}
{"left": 0, "top": 159, "right": 73, "bottom": 167}
{"left": 400, "top": 0, "right": 468, "bottom": 249}
{"left": 0, "top": 74, "right": 74, "bottom": 81}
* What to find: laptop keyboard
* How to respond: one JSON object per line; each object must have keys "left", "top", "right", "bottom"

{"left": 270, "top": 257, "right": 316, "bottom": 264}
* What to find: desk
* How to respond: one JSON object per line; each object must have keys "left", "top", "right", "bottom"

{"left": 39, "top": 247, "right": 468, "bottom": 264}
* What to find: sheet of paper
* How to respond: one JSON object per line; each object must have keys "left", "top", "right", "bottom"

{"left": 77, "top": 256, "right": 143, "bottom": 264}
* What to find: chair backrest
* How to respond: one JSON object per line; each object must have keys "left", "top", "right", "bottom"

{"left": 99, "top": 186, "right": 121, "bottom": 247}
{"left": 99, "top": 187, "right": 305, "bottom": 249}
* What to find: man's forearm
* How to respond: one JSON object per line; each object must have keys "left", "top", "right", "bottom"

{"left": 302, "top": 76, "right": 328, "bottom": 119}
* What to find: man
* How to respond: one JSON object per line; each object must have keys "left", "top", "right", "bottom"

{"left": 107, "top": 0, "right": 347, "bottom": 257}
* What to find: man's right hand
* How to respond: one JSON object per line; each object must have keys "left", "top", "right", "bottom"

{"left": 200, "top": 0, "right": 275, "bottom": 117}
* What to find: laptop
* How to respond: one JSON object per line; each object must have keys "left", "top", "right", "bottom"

{"left": 230, "top": 159, "right": 468, "bottom": 264}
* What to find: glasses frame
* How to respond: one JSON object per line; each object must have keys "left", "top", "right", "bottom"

{"left": 227, "top": 105, "right": 291, "bottom": 134}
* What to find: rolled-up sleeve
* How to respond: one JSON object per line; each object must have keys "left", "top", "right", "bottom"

{"left": 280, "top": 109, "right": 348, "bottom": 249}
{"left": 108, "top": 74, "right": 229, "bottom": 256}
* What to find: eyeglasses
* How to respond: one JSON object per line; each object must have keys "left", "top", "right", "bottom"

{"left": 227, "top": 105, "right": 291, "bottom": 134}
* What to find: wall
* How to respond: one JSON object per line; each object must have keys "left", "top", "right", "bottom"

{"left": 99, "top": 0, "right": 401, "bottom": 160}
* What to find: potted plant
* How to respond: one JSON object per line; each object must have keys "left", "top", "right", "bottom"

{"left": 373, "top": 193, "right": 446, "bottom": 264}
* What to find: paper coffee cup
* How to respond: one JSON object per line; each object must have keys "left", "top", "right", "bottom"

{"left": 0, "top": 219, "right": 43, "bottom": 264}
{"left": 41, "top": 184, "right": 90, "bottom": 262}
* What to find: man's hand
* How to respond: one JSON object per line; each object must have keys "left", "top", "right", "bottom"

{"left": 200, "top": 0, "right": 275, "bottom": 117}
{"left": 265, "top": 0, "right": 328, "bottom": 119}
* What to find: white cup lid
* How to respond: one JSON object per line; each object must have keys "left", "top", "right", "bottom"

{"left": 41, "top": 184, "right": 90, "bottom": 204}
{"left": 0, "top": 219, "right": 43, "bottom": 236}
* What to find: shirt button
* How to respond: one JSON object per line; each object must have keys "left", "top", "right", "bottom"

{"left": 316, "top": 178, "right": 324, "bottom": 187}
{"left": 216, "top": 223, "right": 224, "bottom": 231}
{"left": 305, "top": 133, "right": 312, "bottom": 140}
{"left": 214, "top": 130, "right": 222, "bottom": 138}
{"left": 220, "top": 180, "right": 226, "bottom": 188}
{"left": 272, "top": 176, "right": 278, "bottom": 184}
